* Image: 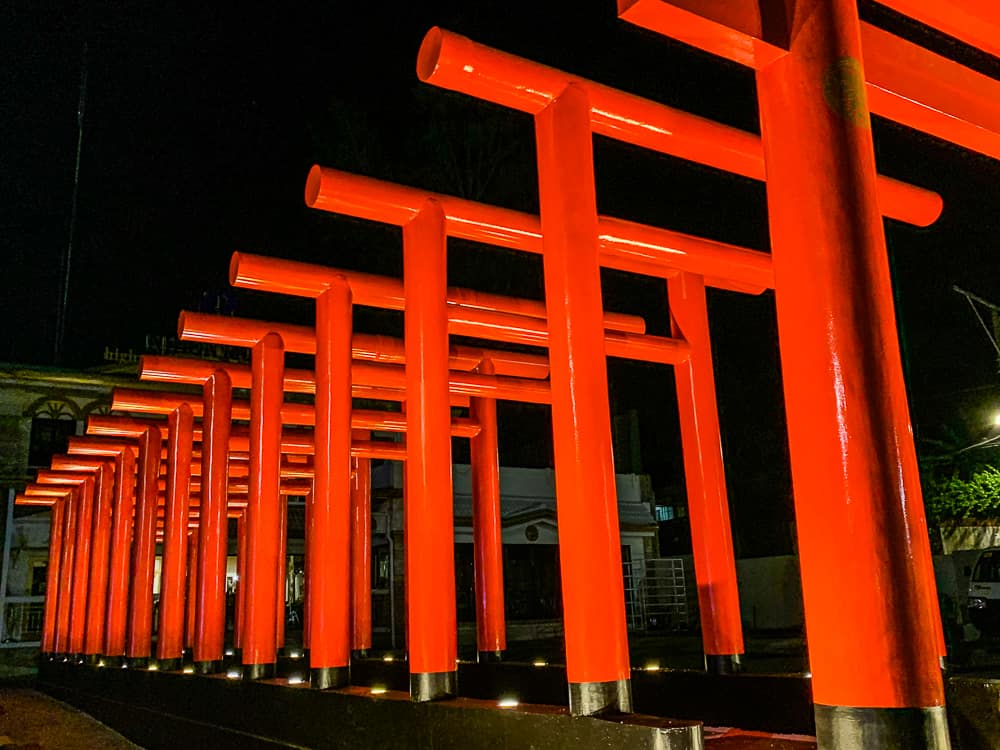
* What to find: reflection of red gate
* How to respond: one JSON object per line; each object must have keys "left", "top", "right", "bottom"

{"left": 22, "top": 1, "right": 1000, "bottom": 744}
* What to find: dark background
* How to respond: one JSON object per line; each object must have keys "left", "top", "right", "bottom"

{"left": 3, "top": 1, "right": 999, "bottom": 555}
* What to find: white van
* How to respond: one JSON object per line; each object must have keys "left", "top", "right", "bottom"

{"left": 968, "top": 547, "right": 1000, "bottom": 633}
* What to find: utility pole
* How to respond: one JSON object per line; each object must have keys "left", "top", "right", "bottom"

{"left": 54, "top": 41, "right": 88, "bottom": 365}
{"left": 954, "top": 286, "right": 1000, "bottom": 374}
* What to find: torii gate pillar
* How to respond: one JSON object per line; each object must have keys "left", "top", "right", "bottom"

{"left": 756, "top": 0, "right": 948, "bottom": 746}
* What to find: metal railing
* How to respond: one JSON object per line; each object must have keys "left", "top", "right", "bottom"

{"left": 1, "top": 597, "right": 44, "bottom": 648}
{"left": 623, "top": 557, "right": 689, "bottom": 633}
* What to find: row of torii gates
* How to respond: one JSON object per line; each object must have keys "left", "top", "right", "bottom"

{"left": 23, "top": 1, "right": 1000, "bottom": 747}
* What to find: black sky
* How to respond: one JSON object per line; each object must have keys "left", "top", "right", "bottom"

{"left": 4, "top": 1, "right": 1000, "bottom": 547}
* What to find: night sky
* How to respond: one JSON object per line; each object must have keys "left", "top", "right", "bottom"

{"left": 4, "top": 2, "right": 1000, "bottom": 550}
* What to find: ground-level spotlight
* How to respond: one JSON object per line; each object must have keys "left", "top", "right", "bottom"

{"left": 644, "top": 662, "right": 660, "bottom": 672}
{"left": 288, "top": 650, "right": 302, "bottom": 659}
{"left": 382, "top": 654, "right": 394, "bottom": 663}
{"left": 225, "top": 649, "right": 234, "bottom": 656}
{"left": 532, "top": 659, "right": 547, "bottom": 667}
{"left": 497, "top": 696, "right": 519, "bottom": 709}
{"left": 370, "top": 686, "right": 388, "bottom": 695}
{"left": 287, "top": 675, "right": 305, "bottom": 685}
{"left": 226, "top": 670, "right": 241, "bottom": 680}
{"left": 182, "top": 667, "right": 195, "bottom": 674}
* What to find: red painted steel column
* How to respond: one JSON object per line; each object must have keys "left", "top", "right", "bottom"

{"left": 157, "top": 404, "right": 194, "bottom": 668}
{"left": 55, "top": 488, "right": 78, "bottom": 655}
{"left": 105, "top": 447, "right": 135, "bottom": 663}
{"left": 243, "top": 332, "right": 284, "bottom": 679}
{"left": 756, "top": 1, "right": 949, "bottom": 745}
{"left": 275, "top": 495, "right": 288, "bottom": 651}
{"left": 68, "top": 475, "right": 96, "bottom": 656}
{"left": 185, "top": 528, "right": 198, "bottom": 650}
{"left": 535, "top": 83, "right": 631, "bottom": 715}
{"left": 668, "top": 272, "right": 744, "bottom": 673}
{"left": 41, "top": 499, "right": 66, "bottom": 655}
{"left": 84, "top": 463, "right": 115, "bottom": 660}
{"left": 309, "top": 278, "right": 353, "bottom": 688}
{"left": 404, "top": 200, "right": 458, "bottom": 701}
{"left": 194, "top": 369, "right": 232, "bottom": 672}
{"left": 127, "top": 426, "right": 163, "bottom": 667}
{"left": 235, "top": 510, "right": 247, "bottom": 652}
{"left": 469, "top": 366, "right": 506, "bottom": 661}
{"left": 303, "top": 486, "right": 311, "bottom": 655}
{"left": 351, "top": 429, "right": 373, "bottom": 656}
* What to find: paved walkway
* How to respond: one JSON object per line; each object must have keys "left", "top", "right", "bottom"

{"left": 0, "top": 688, "right": 142, "bottom": 750}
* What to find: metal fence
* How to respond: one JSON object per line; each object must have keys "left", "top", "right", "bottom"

{"left": 1, "top": 597, "right": 44, "bottom": 648}
{"left": 623, "top": 557, "right": 689, "bottom": 633}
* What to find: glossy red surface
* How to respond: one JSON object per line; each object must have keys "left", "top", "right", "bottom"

{"left": 242, "top": 333, "right": 284, "bottom": 667}
{"left": 306, "top": 166, "right": 774, "bottom": 290}
{"left": 68, "top": 476, "right": 95, "bottom": 654}
{"left": 40, "top": 498, "right": 66, "bottom": 653}
{"left": 127, "top": 427, "right": 162, "bottom": 659}
{"left": 535, "top": 85, "right": 630, "bottom": 690}
{"left": 621, "top": 0, "right": 1000, "bottom": 163}
{"left": 669, "top": 272, "right": 743, "bottom": 658}
{"left": 416, "top": 28, "right": 940, "bottom": 228}
{"left": 470, "top": 370, "right": 506, "bottom": 655}
{"left": 84, "top": 464, "right": 114, "bottom": 656}
{"left": 351, "top": 430, "right": 373, "bottom": 652}
{"left": 157, "top": 404, "right": 194, "bottom": 662}
{"left": 194, "top": 370, "right": 233, "bottom": 664}
{"left": 403, "top": 201, "right": 458, "bottom": 678}
{"left": 756, "top": 0, "right": 944, "bottom": 708}
{"left": 104, "top": 447, "right": 135, "bottom": 657}
{"left": 309, "top": 281, "right": 353, "bottom": 670}
{"left": 55, "top": 488, "right": 78, "bottom": 654}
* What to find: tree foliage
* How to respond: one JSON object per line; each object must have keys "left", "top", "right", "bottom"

{"left": 923, "top": 465, "right": 1000, "bottom": 525}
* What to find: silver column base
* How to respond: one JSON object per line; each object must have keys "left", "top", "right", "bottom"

{"left": 815, "top": 704, "right": 951, "bottom": 749}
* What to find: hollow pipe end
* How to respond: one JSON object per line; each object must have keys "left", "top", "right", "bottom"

{"left": 304, "top": 164, "right": 324, "bottom": 208}
{"left": 228, "top": 251, "right": 243, "bottom": 286}
{"left": 416, "top": 27, "right": 446, "bottom": 83}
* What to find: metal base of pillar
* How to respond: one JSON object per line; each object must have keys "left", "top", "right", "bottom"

{"left": 127, "top": 657, "right": 150, "bottom": 670}
{"left": 83, "top": 654, "right": 102, "bottom": 666}
{"left": 243, "top": 663, "right": 276, "bottom": 681}
{"left": 814, "top": 704, "right": 951, "bottom": 749}
{"left": 705, "top": 654, "right": 743, "bottom": 675}
{"left": 194, "top": 659, "right": 223, "bottom": 675}
{"left": 568, "top": 679, "right": 633, "bottom": 716}
{"left": 410, "top": 671, "right": 457, "bottom": 702}
{"left": 478, "top": 650, "right": 503, "bottom": 663}
{"left": 157, "top": 658, "right": 183, "bottom": 672}
{"left": 311, "top": 666, "right": 350, "bottom": 690}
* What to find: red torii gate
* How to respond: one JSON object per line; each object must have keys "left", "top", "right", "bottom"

{"left": 31, "top": 1, "right": 1000, "bottom": 745}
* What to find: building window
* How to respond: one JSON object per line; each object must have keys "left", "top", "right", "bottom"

{"left": 30, "top": 562, "right": 48, "bottom": 596}
{"left": 28, "top": 418, "right": 77, "bottom": 468}
{"left": 655, "top": 505, "right": 675, "bottom": 522}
